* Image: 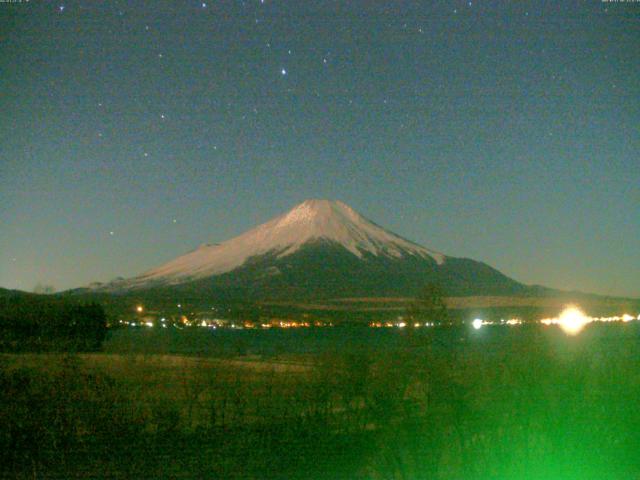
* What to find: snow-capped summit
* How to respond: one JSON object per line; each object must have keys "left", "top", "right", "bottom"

{"left": 251, "top": 199, "right": 444, "bottom": 261}
{"left": 123, "top": 199, "right": 445, "bottom": 288}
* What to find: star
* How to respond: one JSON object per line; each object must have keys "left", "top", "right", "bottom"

{"left": 201, "top": 2, "right": 207, "bottom": 7}
{"left": 160, "top": 114, "right": 166, "bottom": 119}
{"left": 58, "top": 5, "right": 65, "bottom": 12}
{"left": 109, "top": 231, "right": 114, "bottom": 236}
{"left": 143, "top": 152, "right": 149, "bottom": 157}
{"left": 281, "top": 68, "right": 287, "bottom": 75}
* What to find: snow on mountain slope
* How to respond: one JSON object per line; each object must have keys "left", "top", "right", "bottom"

{"left": 120, "top": 199, "right": 446, "bottom": 287}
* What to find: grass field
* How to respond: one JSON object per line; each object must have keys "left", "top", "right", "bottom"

{"left": 2, "top": 323, "right": 640, "bottom": 478}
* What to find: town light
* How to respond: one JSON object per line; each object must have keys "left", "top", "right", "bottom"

{"left": 472, "top": 318, "right": 483, "bottom": 330}
{"left": 558, "top": 305, "right": 589, "bottom": 336}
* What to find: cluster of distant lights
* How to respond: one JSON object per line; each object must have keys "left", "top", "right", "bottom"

{"left": 369, "top": 318, "right": 526, "bottom": 329}
{"left": 370, "top": 321, "right": 438, "bottom": 328}
{"left": 370, "top": 306, "right": 639, "bottom": 336}
{"left": 124, "top": 305, "right": 332, "bottom": 329}
{"left": 472, "top": 305, "right": 640, "bottom": 336}
{"left": 120, "top": 319, "right": 331, "bottom": 329}
{"left": 129, "top": 305, "right": 639, "bottom": 335}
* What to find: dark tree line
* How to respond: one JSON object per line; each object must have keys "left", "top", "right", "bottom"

{"left": 0, "top": 293, "right": 107, "bottom": 351}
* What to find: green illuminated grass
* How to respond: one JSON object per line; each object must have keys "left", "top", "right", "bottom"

{"left": 2, "top": 323, "right": 639, "bottom": 478}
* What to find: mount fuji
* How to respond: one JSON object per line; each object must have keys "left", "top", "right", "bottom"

{"left": 91, "top": 199, "right": 529, "bottom": 300}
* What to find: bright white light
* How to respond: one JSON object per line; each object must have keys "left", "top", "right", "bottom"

{"left": 558, "top": 305, "right": 589, "bottom": 336}
{"left": 472, "top": 318, "right": 483, "bottom": 330}
{"left": 136, "top": 305, "right": 143, "bottom": 313}
{"left": 397, "top": 322, "right": 406, "bottom": 328}
{"left": 621, "top": 314, "right": 633, "bottom": 322}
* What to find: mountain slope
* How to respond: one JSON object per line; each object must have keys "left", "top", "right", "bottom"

{"left": 162, "top": 240, "right": 528, "bottom": 300}
{"left": 92, "top": 199, "right": 528, "bottom": 299}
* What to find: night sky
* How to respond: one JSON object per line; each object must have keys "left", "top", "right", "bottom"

{"left": 1, "top": 1, "right": 638, "bottom": 297}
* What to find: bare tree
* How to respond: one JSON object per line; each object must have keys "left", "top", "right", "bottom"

{"left": 33, "top": 283, "right": 56, "bottom": 294}
{"left": 406, "top": 283, "right": 449, "bottom": 326}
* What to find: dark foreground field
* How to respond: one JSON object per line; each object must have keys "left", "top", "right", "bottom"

{"left": 2, "top": 323, "right": 640, "bottom": 479}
